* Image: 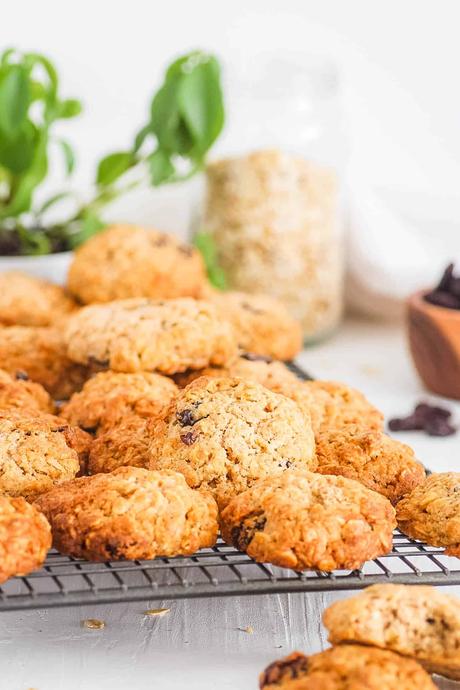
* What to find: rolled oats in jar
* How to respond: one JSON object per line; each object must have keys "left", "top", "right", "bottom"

{"left": 203, "top": 149, "right": 343, "bottom": 342}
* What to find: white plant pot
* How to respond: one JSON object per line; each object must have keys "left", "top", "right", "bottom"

{"left": 0, "top": 251, "right": 73, "bottom": 286}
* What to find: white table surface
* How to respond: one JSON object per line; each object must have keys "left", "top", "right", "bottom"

{"left": 2, "top": 316, "right": 459, "bottom": 690}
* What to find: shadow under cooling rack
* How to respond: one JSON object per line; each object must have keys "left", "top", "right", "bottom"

{"left": 1, "top": 533, "right": 459, "bottom": 611}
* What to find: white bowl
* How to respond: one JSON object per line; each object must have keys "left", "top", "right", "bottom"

{"left": 0, "top": 251, "right": 73, "bottom": 286}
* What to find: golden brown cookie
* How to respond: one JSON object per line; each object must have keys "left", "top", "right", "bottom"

{"left": 0, "top": 407, "right": 92, "bottom": 475}
{"left": 259, "top": 645, "right": 436, "bottom": 690}
{"left": 304, "top": 380, "right": 384, "bottom": 434}
{"left": 323, "top": 583, "right": 460, "bottom": 680}
{"left": 174, "top": 355, "right": 320, "bottom": 429}
{"left": 88, "top": 416, "right": 150, "bottom": 474}
{"left": 0, "top": 413, "right": 80, "bottom": 500}
{"left": 0, "top": 495, "right": 51, "bottom": 584}
{"left": 61, "top": 370, "right": 178, "bottom": 433}
{"left": 0, "top": 271, "right": 76, "bottom": 327}
{"left": 0, "top": 368, "right": 54, "bottom": 413}
{"left": 221, "top": 469, "right": 395, "bottom": 571}
{"left": 209, "top": 291, "right": 302, "bottom": 360}
{"left": 67, "top": 224, "right": 206, "bottom": 304}
{"left": 64, "top": 298, "right": 237, "bottom": 374}
{"left": 173, "top": 354, "right": 300, "bottom": 388}
{"left": 34, "top": 467, "right": 218, "bottom": 561}
{"left": 0, "top": 326, "right": 88, "bottom": 399}
{"left": 315, "top": 425, "right": 426, "bottom": 504}
{"left": 396, "top": 472, "right": 460, "bottom": 555}
{"left": 149, "top": 377, "right": 316, "bottom": 509}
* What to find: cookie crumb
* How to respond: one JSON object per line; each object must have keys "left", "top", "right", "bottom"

{"left": 144, "top": 608, "right": 170, "bottom": 617}
{"left": 82, "top": 618, "right": 105, "bottom": 630}
{"left": 238, "top": 625, "right": 254, "bottom": 634}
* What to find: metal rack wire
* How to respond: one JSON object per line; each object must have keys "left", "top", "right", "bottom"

{"left": 2, "top": 360, "right": 456, "bottom": 611}
{"left": 1, "top": 534, "right": 459, "bottom": 611}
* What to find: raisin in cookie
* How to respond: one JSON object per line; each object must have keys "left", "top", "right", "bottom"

{"left": 0, "top": 495, "right": 51, "bottom": 584}
{"left": 61, "top": 370, "right": 178, "bottom": 433}
{"left": 34, "top": 467, "right": 218, "bottom": 561}
{"left": 88, "top": 416, "right": 151, "bottom": 474}
{"left": 174, "top": 355, "right": 318, "bottom": 427}
{"left": 315, "top": 425, "right": 426, "bottom": 504}
{"left": 149, "top": 377, "right": 316, "bottom": 509}
{"left": 0, "top": 413, "right": 80, "bottom": 500}
{"left": 0, "top": 368, "right": 54, "bottom": 413}
{"left": 259, "top": 645, "right": 436, "bottom": 690}
{"left": 304, "top": 380, "right": 384, "bottom": 434}
{"left": 323, "top": 583, "right": 460, "bottom": 680}
{"left": 396, "top": 472, "right": 460, "bottom": 555}
{"left": 67, "top": 224, "right": 206, "bottom": 304}
{"left": 0, "top": 326, "right": 88, "bottom": 399}
{"left": 221, "top": 469, "right": 395, "bottom": 571}
{"left": 209, "top": 291, "right": 302, "bottom": 360}
{"left": 0, "top": 271, "right": 76, "bottom": 327}
{"left": 64, "top": 298, "right": 237, "bottom": 374}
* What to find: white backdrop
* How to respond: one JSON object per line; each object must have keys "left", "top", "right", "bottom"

{"left": 2, "top": 0, "right": 460, "bottom": 235}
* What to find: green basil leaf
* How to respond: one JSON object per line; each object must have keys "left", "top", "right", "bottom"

{"left": 69, "top": 213, "right": 105, "bottom": 248}
{"left": 25, "top": 53, "right": 58, "bottom": 101}
{"left": 148, "top": 148, "right": 175, "bottom": 186}
{"left": 177, "top": 57, "right": 224, "bottom": 156}
{"left": 38, "top": 191, "right": 73, "bottom": 214}
{"left": 1, "top": 49, "right": 16, "bottom": 67}
{"left": 150, "top": 80, "right": 181, "bottom": 152}
{"left": 96, "top": 151, "right": 134, "bottom": 186}
{"left": 58, "top": 98, "right": 82, "bottom": 119}
{"left": 59, "top": 139, "right": 75, "bottom": 175}
{"left": 0, "top": 129, "right": 48, "bottom": 218}
{"left": 17, "top": 226, "right": 51, "bottom": 255}
{"left": 0, "top": 65, "right": 31, "bottom": 135}
{"left": 193, "top": 231, "right": 226, "bottom": 289}
{"left": 165, "top": 53, "right": 197, "bottom": 81}
{"left": 0, "top": 120, "right": 36, "bottom": 173}
{"left": 133, "top": 124, "right": 152, "bottom": 153}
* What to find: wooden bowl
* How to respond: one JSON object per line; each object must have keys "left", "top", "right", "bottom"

{"left": 407, "top": 290, "right": 460, "bottom": 399}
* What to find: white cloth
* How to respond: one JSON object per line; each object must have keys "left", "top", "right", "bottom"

{"left": 345, "top": 183, "right": 460, "bottom": 319}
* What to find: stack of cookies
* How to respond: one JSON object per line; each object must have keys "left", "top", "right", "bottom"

{"left": 260, "top": 582, "right": 460, "bottom": 687}
{"left": 0, "top": 223, "right": 456, "bottom": 586}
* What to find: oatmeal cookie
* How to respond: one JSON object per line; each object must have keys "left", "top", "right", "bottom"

{"left": 64, "top": 298, "right": 237, "bottom": 374}
{"left": 0, "top": 495, "right": 51, "bottom": 584}
{"left": 67, "top": 224, "right": 206, "bottom": 304}
{"left": 149, "top": 377, "right": 316, "bottom": 509}
{"left": 0, "top": 414, "right": 80, "bottom": 500}
{"left": 259, "top": 645, "right": 436, "bottom": 689}
{"left": 0, "top": 368, "right": 53, "bottom": 413}
{"left": 0, "top": 407, "right": 92, "bottom": 475}
{"left": 34, "top": 467, "right": 218, "bottom": 561}
{"left": 174, "top": 354, "right": 300, "bottom": 388}
{"left": 0, "top": 326, "right": 88, "bottom": 399}
{"left": 174, "top": 355, "right": 320, "bottom": 429}
{"left": 209, "top": 291, "right": 302, "bottom": 361}
{"left": 61, "top": 370, "right": 178, "bottom": 433}
{"left": 0, "top": 271, "right": 76, "bottom": 327}
{"left": 221, "top": 469, "right": 395, "bottom": 571}
{"left": 304, "top": 380, "right": 384, "bottom": 434}
{"left": 315, "top": 425, "right": 426, "bottom": 504}
{"left": 396, "top": 472, "right": 460, "bottom": 555}
{"left": 88, "top": 416, "right": 151, "bottom": 474}
{"left": 323, "top": 583, "right": 460, "bottom": 680}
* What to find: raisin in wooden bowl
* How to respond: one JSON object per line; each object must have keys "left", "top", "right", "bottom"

{"left": 407, "top": 289, "right": 460, "bottom": 399}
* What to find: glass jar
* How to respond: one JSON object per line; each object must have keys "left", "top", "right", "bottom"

{"left": 193, "top": 54, "right": 347, "bottom": 344}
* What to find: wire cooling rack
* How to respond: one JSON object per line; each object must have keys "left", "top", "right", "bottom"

{"left": 2, "top": 360, "right": 457, "bottom": 612}
{"left": 1, "top": 534, "right": 459, "bottom": 611}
